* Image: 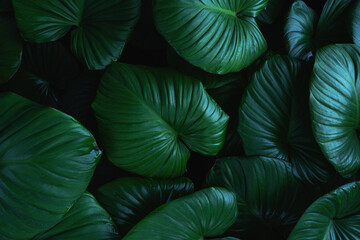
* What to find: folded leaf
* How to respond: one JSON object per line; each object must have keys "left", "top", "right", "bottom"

{"left": 288, "top": 181, "right": 360, "bottom": 240}
{"left": 123, "top": 187, "right": 237, "bottom": 240}
{"left": 310, "top": 44, "right": 360, "bottom": 176}
{"left": 153, "top": 0, "right": 268, "bottom": 74}
{"left": 207, "top": 156, "right": 309, "bottom": 240}
{"left": 0, "top": 93, "right": 101, "bottom": 240}
{"left": 12, "top": 0, "right": 140, "bottom": 70}
{"left": 32, "top": 193, "right": 119, "bottom": 240}
{"left": 92, "top": 63, "right": 229, "bottom": 177}
{"left": 0, "top": 14, "right": 22, "bottom": 83}
{"left": 238, "top": 55, "right": 332, "bottom": 184}
{"left": 95, "top": 177, "right": 194, "bottom": 235}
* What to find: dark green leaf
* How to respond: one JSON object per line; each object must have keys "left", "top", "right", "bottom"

{"left": 12, "top": 0, "right": 141, "bottom": 70}
{"left": 153, "top": 0, "right": 268, "bottom": 74}
{"left": 92, "top": 63, "right": 229, "bottom": 178}
{"left": 238, "top": 55, "right": 332, "bottom": 184}
{"left": 288, "top": 181, "right": 360, "bottom": 240}
{"left": 123, "top": 187, "right": 238, "bottom": 240}
{"left": 32, "top": 193, "right": 119, "bottom": 240}
{"left": 257, "top": 0, "right": 286, "bottom": 24}
{"left": 350, "top": 0, "right": 360, "bottom": 45}
{"left": 0, "top": 14, "right": 22, "bottom": 83}
{"left": 95, "top": 177, "right": 194, "bottom": 236}
{"left": 206, "top": 156, "right": 309, "bottom": 240}
{"left": 0, "top": 93, "right": 101, "bottom": 240}
{"left": 310, "top": 44, "right": 360, "bottom": 176}
{"left": 4, "top": 41, "right": 79, "bottom": 107}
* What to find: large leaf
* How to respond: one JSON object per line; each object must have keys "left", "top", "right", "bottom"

{"left": 4, "top": 41, "right": 79, "bottom": 107}
{"left": 123, "top": 187, "right": 237, "bottom": 240}
{"left": 238, "top": 55, "right": 332, "bottom": 184}
{"left": 92, "top": 63, "right": 229, "bottom": 178}
{"left": 153, "top": 0, "right": 268, "bottom": 74}
{"left": 95, "top": 177, "right": 194, "bottom": 236}
{"left": 33, "top": 193, "right": 119, "bottom": 240}
{"left": 310, "top": 44, "right": 360, "bottom": 176}
{"left": 12, "top": 0, "right": 140, "bottom": 70}
{"left": 206, "top": 156, "right": 309, "bottom": 240}
{"left": 285, "top": 0, "right": 352, "bottom": 60}
{"left": 0, "top": 93, "right": 101, "bottom": 240}
{"left": 0, "top": 14, "right": 22, "bottom": 83}
{"left": 288, "top": 181, "right": 360, "bottom": 240}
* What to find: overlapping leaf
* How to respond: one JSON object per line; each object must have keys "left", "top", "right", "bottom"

{"left": 33, "top": 193, "right": 119, "bottom": 240}
{"left": 95, "top": 177, "right": 194, "bottom": 235}
{"left": 123, "top": 187, "right": 237, "bottom": 240}
{"left": 153, "top": 0, "right": 268, "bottom": 74}
{"left": 0, "top": 14, "right": 22, "bottom": 83}
{"left": 288, "top": 181, "right": 360, "bottom": 240}
{"left": 310, "top": 44, "right": 360, "bottom": 176}
{"left": 0, "top": 93, "right": 101, "bottom": 240}
{"left": 238, "top": 55, "right": 332, "bottom": 184}
{"left": 285, "top": 0, "right": 352, "bottom": 60}
{"left": 12, "top": 0, "right": 140, "bottom": 69}
{"left": 207, "top": 156, "right": 309, "bottom": 240}
{"left": 92, "top": 63, "right": 229, "bottom": 177}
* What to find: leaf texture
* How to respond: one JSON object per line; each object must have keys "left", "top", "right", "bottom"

{"left": 0, "top": 93, "right": 101, "bottom": 240}
{"left": 92, "top": 63, "right": 229, "bottom": 178}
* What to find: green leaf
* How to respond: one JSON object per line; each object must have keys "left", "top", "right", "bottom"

{"left": 32, "top": 193, "right": 119, "bottom": 240}
{"left": 350, "top": 0, "right": 360, "bottom": 45}
{"left": 92, "top": 63, "right": 229, "bottom": 178}
{"left": 95, "top": 177, "right": 194, "bottom": 236}
{"left": 238, "top": 55, "right": 332, "bottom": 184}
{"left": 12, "top": 0, "right": 140, "bottom": 70}
{"left": 0, "top": 14, "right": 22, "bottom": 83}
{"left": 206, "top": 156, "right": 309, "bottom": 240}
{"left": 153, "top": 0, "right": 268, "bottom": 74}
{"left": 285, "top": 0, "right": 353, "bottom": 60}
{"left": 123, "top": 187, "right": 238, "bottom": 240}
{"left": 284, "top": 1, "right": 317, "bottom": 60}
{"left": 3, "top": 41, "right": 79, "bottom": 107}
{"left": 310, "top": 44, "right": 360, "bottom": 176}
{"left": 288, "top": 181, "right": 360, "bottom": 240}
{"left": 0, "top": 93, "right": 101, "bottom": 240}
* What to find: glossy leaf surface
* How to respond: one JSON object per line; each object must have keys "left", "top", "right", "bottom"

{"left": 0, "top": 93, "right": 101, "bottom": 240}
{"left": 95, "top": 177, "right": 194, "bottom": 235}
{"left": 288, "top": 182, "right": 360, "bottom": 240}
{"left": 238, "top": 55, "right": 331, "bottom": 184}
{"left": 123, "top": 187, "right": 237, "bottom": 240}
{"left": 33, "top": 193, "right": 119, "bottom": 240}
{"left": 310, "top": 44, "right": 360, "bottom": 176}
{"left": 0, "top": 14, "right": 22, "bottom": 83}
{"left": 153, "top": 0, "right": 268, "bottom": 74}
{"left": 92, "top": 63, "right": 229, "bottom": 177}
{"left": 207, "top": 156, "right": 308, "bottom": 240}
{"left": 12, "top": 0, "right": 140, "bottom": 69}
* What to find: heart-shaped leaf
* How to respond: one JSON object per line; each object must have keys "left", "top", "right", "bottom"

{"left": 285, "top": 0, "right": 352, "bottom": 60}
{"left": 288, "top": 181, "right": 360, "bottom": 240}
{"left": 12, "top": 0, "right": 141, "bottom": 70}
{"left": 238, "top": 54, "right": 332, "bottom": 184}
{"left": 0, "top": 93, "right": 101, "bottom": 240}
{"left": 95, "top": 177, "right": 194, "bottom": 236}
{"left": 92, "top": 63, "right": 229, "bottom": 178}
{"left": 0, "top": 14, "right": 22, "bottom": 83}
{"left": 33, "top": 193, "right": 119, "bottom": 240}
{"left": 153, "top": 0, "right": 268, "bottom": 74}
{"left": 206, "top": 156, "right": 309, "bottom": 240}
{"left": 123, "top": 187, "right": 237, "bottom": 240}
{"left": 310, "top": 44, "right": 360, "bottom": 176}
